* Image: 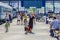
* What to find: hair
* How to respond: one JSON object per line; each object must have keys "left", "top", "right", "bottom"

{"left": 53, "top": 17, "right": 56, "bottom": 19}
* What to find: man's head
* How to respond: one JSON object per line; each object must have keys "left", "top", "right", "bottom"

{"left": 53, "top": 17, "right": 56, "bottom": 20}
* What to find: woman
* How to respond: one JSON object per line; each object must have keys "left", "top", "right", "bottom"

{"left": 29, "top": 13, "right": 35, "bottom": 33}
{"left": 24, "top": 13, "right": 28, "bottom": 26}
{"left": 21, "top": 14, "right": 23, "bottom": 25}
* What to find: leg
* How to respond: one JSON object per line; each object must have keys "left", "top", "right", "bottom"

{"left": 17, "top": 20, "right": 18, "bottom": 24}
{"left": 50, "top": 29, "right": 54, "bottom": 37}
{"left": 6, "top": 27, "right": 8, "bottom": 32}
{"left": 25, "top": 27, "right": 28, "bottom": 34}
{"left": 18, "top": 20, "right": 20, "bottom": 24}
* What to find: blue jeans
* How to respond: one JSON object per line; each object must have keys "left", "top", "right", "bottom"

{"left": 50, "top": 29, "right": 54, "bottom": 37}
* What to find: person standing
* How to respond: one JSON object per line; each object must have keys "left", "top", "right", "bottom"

{"left": 24, "top": 13, "right": 28, "bottom": 34}
{"left": 5, "top": 13, "right": 10, "bottom": 32}
{"left": 24, "top": 13, "right": 28, "bottom": 26}
{"left": 17, "top": 13, "right": 21, "bottom": 25}
{"left": 5, "top": 13, "right": 9, "bottom": 23}
{"left": 9, "top": 14, "right": 12, "bottom": 23}
{"left": 21, "top": 14, "right": 23, "bottom": 25}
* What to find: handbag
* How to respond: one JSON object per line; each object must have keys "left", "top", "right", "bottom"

{"left": 24, "top": 25, "right": 30, "bottom": 31}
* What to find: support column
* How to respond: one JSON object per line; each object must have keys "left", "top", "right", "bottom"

{"left": 21, "top": 0, "right": 23, "bottom": 7}
{"left": 44, "top": 0, "right": 48, "bottom": 24}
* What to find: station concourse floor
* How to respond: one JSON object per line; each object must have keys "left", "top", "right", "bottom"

{"left": 0, "top": 18, "right": 57, "bottom": 40}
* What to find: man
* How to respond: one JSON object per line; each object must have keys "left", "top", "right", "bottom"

{"left": 50, "top": 17, "right": 59, "bottom": 37}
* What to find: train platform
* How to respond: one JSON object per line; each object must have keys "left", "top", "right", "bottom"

{"left": 0, "top": 18, "right": 57, "bottom": 40}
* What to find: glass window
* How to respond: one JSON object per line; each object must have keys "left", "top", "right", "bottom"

{"left": 54, "top": 1, "right": 60, "bottom": 13}
{"left": 10, "top": 1, "right": 18, "bottom": 7}
{"left": 3, "top": 7, "right": 7, "bottom": 12}
{"left": 46, "top": 1, "right": 53, "bottom": 13}
{"left": 0, "top": 6, "right": 1, "bottom": 12}
{"left": 1, "top": 1, "right": 9, "bottom": 5}
{"left": 10, "top": 1, "right": 20, "bottom": 11}
{"left": 3, "top": 7, "right": 11, "bottom": 14}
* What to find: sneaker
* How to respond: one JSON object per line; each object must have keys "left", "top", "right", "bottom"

{"left": 25, "top": 32, "right": 28, "bottom": 35}
{"left": 29, "top": 32, "right": 35, "bottom": 34}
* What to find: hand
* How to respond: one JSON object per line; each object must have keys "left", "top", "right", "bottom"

{"left": 58, "top": 33, "right": 60, "bottom": 36}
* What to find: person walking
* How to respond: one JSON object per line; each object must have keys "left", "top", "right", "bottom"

{"left": 29, "top": 13, "right": 35, "bottom": 34}
{"left": 24, "top": 13, "right": 28, "bottom": 34}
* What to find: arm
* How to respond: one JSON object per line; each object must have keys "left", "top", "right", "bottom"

{"left": 5, "top": 16, "right": 6, "bottom": 22}
{"left": 33, "top": 16, "right": 36, "bottom": 24}
{"left": 50, "top": 21, "right": 53, "bottom": 29}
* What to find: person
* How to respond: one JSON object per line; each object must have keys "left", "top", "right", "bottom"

{"left": 33, "top": 14, "right": 36, "bottom": 24}
{"left": 5, "top": 22, "right": 9, "bottom": 32}
{"left": 57, "top": 16, "right": 60, "bottom": 40}
{"left": 5, "top": 13, "right": 9, "bottom": 23}
{"left": 24, "top": 13, "right": 28, "bottom": 26}
{"left": 21, "top": 14, "right": 23, "bottom": 25}
{"left": 9, "top": 14, "right": 12, "bottom": 23}
{"left": 50, "top": 17, "right": 59, "bottom": 37}
{"left": 5, "top": 13, "right": 10, "bottom": 32}
{"left": 24, "top": 13, "right": 29, "bottom": 34}
{"left": 5, "top": 13, "right": 10, "bottom": 26}
{"left": 29, "top": 13, "right": 35, "bottom": 33}
{"left": 17, "top": 13, "right": 21, "bottom": 25}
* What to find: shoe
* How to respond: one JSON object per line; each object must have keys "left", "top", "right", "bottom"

{"left": 29, "top": 32, "right": 34, "bottom": 34}
{"left": 25, "top": 32, "right": 28, "bottom": 35}
{"left": 5, "top": 31, "right": 8, "bottom": 33}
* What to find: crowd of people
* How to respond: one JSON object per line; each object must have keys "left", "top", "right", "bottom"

{"left": 50, "top": 16, "right": 60, "bottom": 40}
{"left": 5, "top": 12, "right": 35, "bottom": 34}
{"left": 4, "top": 12, "right": 60, "bottom": 37}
